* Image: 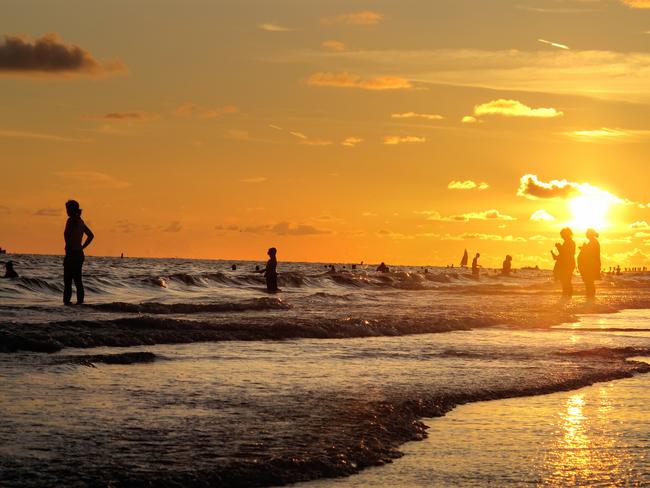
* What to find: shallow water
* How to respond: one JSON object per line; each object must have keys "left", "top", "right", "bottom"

{"left": 306, "top": 356, "right": 650, "bottom": 487}
{"left": 1, "top": 255, "right": 649, "bottom": 486}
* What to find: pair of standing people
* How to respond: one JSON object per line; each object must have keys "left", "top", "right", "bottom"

{"left": 551, "top": 227, "right": 600, "bottom": 299}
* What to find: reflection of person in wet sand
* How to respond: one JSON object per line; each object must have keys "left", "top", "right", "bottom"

{"left": 578, "top": 228, "right": 601, "bottom": 299}
{"left": 257, "top": 247, "right": 278, "bottom": 292}
{"left": 63, "top": 200, "right": 94, "bottom": 305}
{"left": 471, "top": 253, "right": 480, "bottom": 277}
{"left": 4, "top": 261, "right": 18, "bottom": 278}
{"left": 502, "top": 255, "right": 512, "bottom": 276}
{"left": 551, "top": 227, "right": 575, "bottom": 299}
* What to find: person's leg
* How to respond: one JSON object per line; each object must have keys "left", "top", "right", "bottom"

{"left": 585, "top": 280, "right": 595, "bottom": 299}
{"left": 63, "top": 255, "right": 73, "bottom": 305}
{"left": 267, "top": 273, "right": 278, "bottom": 292}
{"left": 73, "top": 254, "right": 85, "bottom": 304}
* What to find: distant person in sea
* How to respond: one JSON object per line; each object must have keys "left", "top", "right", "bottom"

{"left": 551, "top": 227, "right": 575, "bottom": 299}
{"left": 231, "top": 264, "right": 237, "bottom": 271}
{"left": 502, "top": 255, "right": 512, "bottom": 276}
{"left": 4, "top": 261, "right": 18, "bottom": 278}
{"left": 376, "top": 262, "right": 389, "bottom": 273}
{"left": 63, "top": 200, "right": 94, "bottom": 305}
{"left": 578, "top": 228, "right": 601, "bottom": 299}
{"left": 257, "top": 247, "right": 278, "bottom": 292}
{"left": 471, "top": 253, "right": 480, "bottom": 277}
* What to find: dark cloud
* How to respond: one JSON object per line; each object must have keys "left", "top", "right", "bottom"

{"left": 220, "top": 222, "right": 330, "bottom": 236}
{"left": 34, "top": 207, "right": 61, "bottom": 217}
{"left": 162, "top": 221, "right": 182, "bottom": 233}
{"left": 83, "top": 112, "right": 157, "bottom": 122}
{"left": 0, "top": 33, "right": 125, "bottom": 77}
{"left": 517, "top": 174, "right": 580, "bottom": 200}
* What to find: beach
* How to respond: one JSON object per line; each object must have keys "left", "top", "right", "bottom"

{"left": 1, "top": 255, "right": 649, "bottom": 486}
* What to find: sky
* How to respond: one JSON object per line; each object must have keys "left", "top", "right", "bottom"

{"left": 1, "top": 0, "right": 650, "bottom": 267}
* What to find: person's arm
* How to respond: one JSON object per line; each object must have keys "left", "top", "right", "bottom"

{"left": 82, "top": 224, "right": 94, "bottom": 249}
{"left": 64, "top": 219, "right": 72, "bottom": 247}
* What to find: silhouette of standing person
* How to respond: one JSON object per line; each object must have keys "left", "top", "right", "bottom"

{"left": 502, "top": 255, "right": 512, "bottom": 276}
{"left": 4, "top": 261, "right": 18, "bottom": 278}
{"left": 63, "top": 200, "right": 94, "bottom": 305}
{"left": 578, "top": 228, "right": 601, "bottom": 299}
{"left": 258, "top": 247, "right": 278, "bottom": 292}
{"left": 471, "top": 253, "right": 480, "bottom": 277}
{"left": 551, "top": 227, "right": 575, "bottom": 299}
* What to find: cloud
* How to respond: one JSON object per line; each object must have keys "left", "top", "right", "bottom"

{"left": 322, "top": 11, "right": 383, "bottom": 25}
{"left": 82, "top": 111, "right": 158, "bottom": 122}
{"left": 474, "top": 99, "right": 563, "bottom": 118}
{"left": 289, "top": 131, "right": 307, "bottom": 140}
{"left": 300, "top": 138, "right": 334, "bottom": 146}
{"left": 172, "top": 102, "right": 238, "bottom": 119}
{"left": 418, "top": 209, "right": 516, "bottom": 221}
{"left": 54, "top": 171, "right": 131, "bottom": 189}
{"left": 447, "top": 180, "right": 489, "bottom": 190}
{"left": 233, "top": 222, "right": 330, "bottom": 236}
{"left": 115, "top": 219, "right": 152, "bottom": 233}
{"left": 461, "top": 116, "right": 479, "bottom": 124}
{"left": 240, "top": 176, "right": 267, "bottom": 184}
{"left": 0, "top": 33, "right": 125, "bottom": 78}
{"left": 630, "top": 221, "right": 650, "bottom": 229}
{"left": 34, "top": 207, "right": 61, "bottom": 217}
{"left": 258, "top": 23, "right": 293, "bottom": 32}
{"left": 341, "top": 136, "right": 363, "bottom": 147}
{"left": 383, "top": 135, "right": 426, "bottom": 145}
{"left": 517, "top": 174, "right": 581, "bottom": 200}
{"left": 391, "top": 112, "right": 443, "bottom": 121}
{"left": 620, "top": 0, "right": 650, "bottom": 7}
{"left": 530, "top": 209, "right": 556, "bottom": 222}
{"left": 307, "top": 72, "right": 412, "bottom": 90}
{"left": 564, "top": 128, "right": 650, "bottom": 142}
{"left": 162, "top": 221, "right": 182, "bottom": 233}
{"left": 452, "top": 210, "right": 516, "bottom": 221}
{"left": 459, "top": 233, "right": 527, "bottom": 242}
{"left": 321, "top": 40, "right": 346, "bottom": 52}
{"left": 537, "top": 39, "right": 570, "bottom": 50}
{"left": 0, "top": 129, "right": 90, "bottom": 142}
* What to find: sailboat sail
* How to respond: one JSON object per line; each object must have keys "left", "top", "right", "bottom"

{"left": 460, "top": 249, "right": 468, "bottom": 267}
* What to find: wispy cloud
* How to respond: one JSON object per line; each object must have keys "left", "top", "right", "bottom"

{"left": 461, "top": 116, "right": 479, "bottom": 124}
{"left": 240, "top": 177, "right": 267, "bottom": 184}
{"left": 474, "top": 99, "right": 563, "bottom": 118}
{"left": 448, "top": 180, "right": 489, "bottom": 190}
{"left": 383, "top": 135, "right": 426, "bottom": 145}
{"left": 530, "top": 209, "right": 556, "bottom": 222}
{"left": 82, "top": 111, "right": 158, "bottom": 122}
{"left": 538, "top": 38, "right": 570, "bottom": 50}
{"left": 172, "top": 102, "right": 238, "bottom": 119}
{"left": 227, "top": 222, "right": 330, "bottom": 236}
{"left": 0, "top": 129, "right": 90, "bottom": 142}
{"left": 162, "top": 221, "right": 182, "bottom": 233}
{"left": 417, "top": 209, "right": 516, "bottom": 221}
{"left": 620, "top": 0, "right": 650, "bottom": 8}
{"left": 54, "top": 171, "right": 131, "bottom": 189}
{"left": 321, "top": 40, "right": 346, "bottom": 52}
{"left": 307, "top": 72, "right": 412, "bottom": 90}
{"left": 321, "top": 11, "right": 383, "bottom": 25}
{"left": 258, "top": 23, "right": 293, "bottom": 32}
{"left": 518, "top": 174, "right": 623, "bottom": 203}
{"left": 391, "top": 112, "right": 443, "bottom": 121}
{"left": 0, "top": 33, "right": 125, "bottom": 78}
{"left": 34, "top": 207, "right": 61, "bottom": 217}
{"left": 630, "top": 221, "right": 650, "bottom": 229}
{"left": 341, "top": 136, "right": 363, "bottom": 147}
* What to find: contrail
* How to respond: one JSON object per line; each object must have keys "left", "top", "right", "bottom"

{"left": 538, "top": 38, "right": 570, "bottom": 49}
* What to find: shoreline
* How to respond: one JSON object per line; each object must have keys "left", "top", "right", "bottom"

{"left": 303, "top": 357, "right": 650, "bottom": 487}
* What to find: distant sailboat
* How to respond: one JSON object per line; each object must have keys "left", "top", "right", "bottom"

{"left": 460, "top": 249, "right": 468, "bottom": 267}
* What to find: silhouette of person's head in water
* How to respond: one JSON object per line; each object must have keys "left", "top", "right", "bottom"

{"left": 4, "top": 261, "right": 18, "bottom": 278}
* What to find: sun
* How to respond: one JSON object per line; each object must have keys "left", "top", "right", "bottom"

{"left": 567, "top": 194, "right": 612, "bottom": 232}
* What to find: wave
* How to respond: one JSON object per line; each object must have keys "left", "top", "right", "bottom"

{"left": 87, "top": 297, "right": 291, "bottom": 314}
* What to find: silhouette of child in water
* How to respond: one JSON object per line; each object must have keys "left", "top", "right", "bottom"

{"left": 258, "top": 247, "right": 278, "bottom": 292}
{"left": 4, "top": 261, "right": 18, "bottom": 278}
{"left": 63, "top": 200, "right": 94, "bottom": 305}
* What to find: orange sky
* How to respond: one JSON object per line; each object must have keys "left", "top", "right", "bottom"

{"left": 2, "top": 0, "right": 650, "bottom": 266}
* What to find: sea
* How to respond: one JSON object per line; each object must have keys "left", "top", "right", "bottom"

{"left": 1, "top": 254, "right": 649, "bottom": 487}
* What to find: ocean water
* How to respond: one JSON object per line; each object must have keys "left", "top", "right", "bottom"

{"left": 1, "top": 254, "right": 650, "bottom": 486}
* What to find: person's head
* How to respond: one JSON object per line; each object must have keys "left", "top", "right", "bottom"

{"left": 475, "top": 253, "right": 480, "bottom": 258}
{"left": 586, "top": 228, "right": 599, "bottom": 240}
{"left": 5, "top": 261, "right": 13, "bottom": 270}
{"left": 267, "top": 247, "right": 277, "bottom": 257}
{"left": 506, "top": 255, "right": 512, "bottom": 261}
{"left": 65, "top": 200, "right": 81, "bottom": 218}
{"left": 560, "top": 227, "right": 573, "bottom": 240}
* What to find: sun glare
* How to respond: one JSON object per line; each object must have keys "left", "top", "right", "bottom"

{"left": 568, "top": 195, "right": 612, "bottom": 232}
